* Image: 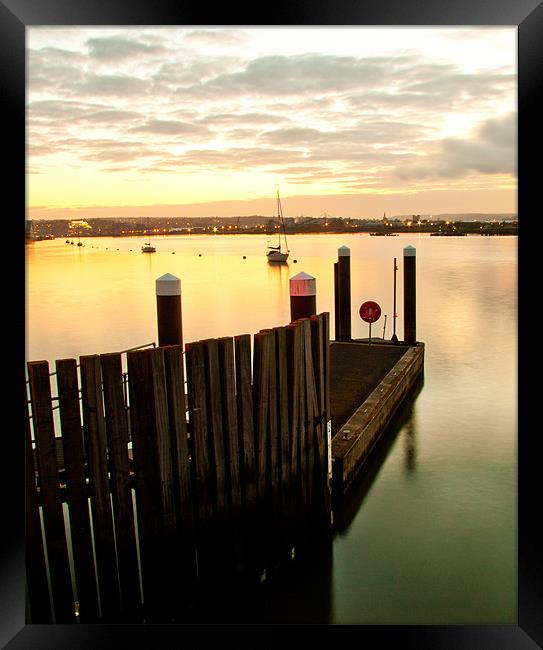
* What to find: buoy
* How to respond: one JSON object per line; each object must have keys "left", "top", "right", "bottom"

{"left": 293, "top": 259, "right": 298, "bottom": 263}
{"left": 243, "top": 255, "right": 246, "bottom": 259}
{"left": 198, "top": 253, "right": 202, "bottom": 257}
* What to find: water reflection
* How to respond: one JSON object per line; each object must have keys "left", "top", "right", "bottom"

{"left": 404, "top": 414, "right": 418, "bottom": 475}
{"left": 333, "top": 376, "right": 424, "bottom": 534}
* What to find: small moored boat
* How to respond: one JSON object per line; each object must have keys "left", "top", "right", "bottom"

{"left": 267, "top": 191, "right": 289, "bottom": 263}
{"left": 141, "top": 218, "right": 156, "bottom": 253}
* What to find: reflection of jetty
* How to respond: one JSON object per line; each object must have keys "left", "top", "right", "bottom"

{"left": 25, "top": 244, "right": 424, "bottom": 623}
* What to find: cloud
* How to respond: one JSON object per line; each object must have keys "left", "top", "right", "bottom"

{"left": 129, "top": 120, "right": 210, "bottom": 136}
{"left": 28, "top": 100, "right": 142, "bottom": 125}
{"left": 75, "top": 74, "right": 148, "bottom": 97}
{"left": 395, "top": 112, "right": 516, "bottom": 180}
{"left": 183, "top": 29, "right": 250, "bottom": 47}
{"left": 86, "top": 35, "right": 166, "bottom": 60}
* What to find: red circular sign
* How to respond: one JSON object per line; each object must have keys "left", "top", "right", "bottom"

{"left": 359, "top": 300, "right": 381, "bottom": 323}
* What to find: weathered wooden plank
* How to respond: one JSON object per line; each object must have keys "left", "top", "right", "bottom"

{"left": 149, "top": 346, "right": 189, "bottom": 618}
{"left": 334, "top": 262, "right": 340, "bottom": 341}
{"left": 234, "top": 333, "right": 258, "bottom": 577}
{"left": 56, "top": 358, "right": 99, "bottom": 622}
{"left": 126, "top": 348, "right": 164, "bottom": 618}
{"left": 322, "top": 312, "right": 333, "bottom": 526}
{"left": 218, "top": 337, "right": 241, "bottom": 521}
{"left": 185, "top": 341, "right": 215, "bottom": 534}
{"left": 163, "top": 345, "right": 198, "bottom": 590}
{"left": 301, "top": 319, "right": 317, "bottom": 528}
{"left": 274, "top": 326, "right": 289, "bottom": 510}
{"left": 265, "top": 329, "right": 280, "bottom": 565}
{"left": 296, "top": 321, "right": 309, "bottom": 549}
{"left": 252, "top": 331, "right": 270, "bottom": 506}
{"left": 310, "top": 315, "right": 332, "bottom": 533}
{"left": 234, "top": 334, "right": 255, "bottom": 517}
{"left": 322, "top": 312, "right": 331, "bottom": 473}
{"left": 27, "top": 361, "right": 74, "bottom": 623}
{"left": 274, "top": 324, "right": 290, "bottom": 561}
{"left": 100, "top": 353, "right": 141, "bottom": 619}
{"left": 285, "top": 322, "right": 302, "bottom": 553}
{"left": 163, "top": 345, "right": 195, "bottom": 539}
{"left": 149, "top": 348, "right": 177, "bottom": 537}
{"left": 310, "top": 317, "right": 326, "bottom": 490}
{"left": 25, "top": 392, "right": 52, "bottom": 623}
{"left": 203, "top": 338, "right": 229, "bottom": 526}
{"left": 79, "top": 355, "right": 121, "bottom": 620}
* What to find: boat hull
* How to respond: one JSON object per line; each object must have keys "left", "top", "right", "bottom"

{"left": 267, "top": 251, "right": 288, "bottom": 262}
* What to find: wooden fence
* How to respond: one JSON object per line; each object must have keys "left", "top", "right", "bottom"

{"left": 25, "top": 313, "right": 332, "bottom": 624}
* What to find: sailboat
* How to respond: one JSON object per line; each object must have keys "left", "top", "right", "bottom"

{"left": 266, "top": 191, "right": 289, "bottom": 263}
{"left": 141, "top": 218, "right": 156, "bottom": 253}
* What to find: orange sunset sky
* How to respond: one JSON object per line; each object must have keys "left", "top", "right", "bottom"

{"left": 26, "top": 26, "right": 517, "bottom": 219}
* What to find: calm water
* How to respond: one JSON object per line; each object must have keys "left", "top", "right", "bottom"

{"left": 26, "top": 232, "right": 517, "bottom": 624}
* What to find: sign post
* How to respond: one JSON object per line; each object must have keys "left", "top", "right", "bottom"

{"left": 359, "top": 300, "right": 381, "bottom": 344}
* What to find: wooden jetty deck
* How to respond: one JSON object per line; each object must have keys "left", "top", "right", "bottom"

{"left": 330, "top": 340, "right": 425, "bottom": 495}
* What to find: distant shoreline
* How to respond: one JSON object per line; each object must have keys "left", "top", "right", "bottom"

{"left": 27, "top": 218, "right": 517, "bottom": 240}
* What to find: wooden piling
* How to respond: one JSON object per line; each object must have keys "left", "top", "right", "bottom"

{"left": 156, "top": 273, "right": 183, "bottom": 348}
{"left": 290, "top": 272, "right": 317, "bottom": 321}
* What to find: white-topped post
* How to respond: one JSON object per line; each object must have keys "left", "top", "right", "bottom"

{"left": 289, "top": 271, "right": 317, "bottom": 321}
{"left": 156, "top": 273, "right": 183, "bottom": 347}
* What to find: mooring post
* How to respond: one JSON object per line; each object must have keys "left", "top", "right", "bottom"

{"left": 403, "top": 246, "right": 416, "bottom": 345}
{"left": 391, "top": 257, "right": 399, "bottom": 343}
{"left": 337, "top": 246, "right": 351, "bottom": 341}
{"left": 156, "top": 273, "right": 183, "bottom": 348}
{"left": 290, "top": 272, "right": 317, "bottom": 321}
{"left": 333, "top": 262, "right": 340, "bottom": 341}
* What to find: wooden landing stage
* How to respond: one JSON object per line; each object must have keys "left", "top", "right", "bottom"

{"left": 330, "top": 340, "right": 425, "bottom": 495}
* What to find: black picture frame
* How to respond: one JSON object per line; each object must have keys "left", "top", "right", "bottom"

{"left": 4, "top": 0, "right": 540, "bottom": 647}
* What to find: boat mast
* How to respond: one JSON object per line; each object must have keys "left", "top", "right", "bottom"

{"left": 277, "top": 190, "right": 289, "bottom": 252}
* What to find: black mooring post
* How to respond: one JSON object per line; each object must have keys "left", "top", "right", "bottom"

{"left": 156, "top": 273, "right": 183, "bottom": 347}
{"left": 290, "top": 271, "right": 317, "bottom": 321}
{"left": 391, "top": 257, "right": 398, "bottom": 343}
{"left": 337, "top": 246, "right": 351, "bottom": 341}
{"left": 403, "top": 246, "right": 416, "bottom": 345}
{"left": 334, "top": 262, "right": 340, "bottom": 341}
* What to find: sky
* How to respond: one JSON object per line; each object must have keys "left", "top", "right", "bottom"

{"left": 26, "top": 27, "right": 517, "bottom": 219}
